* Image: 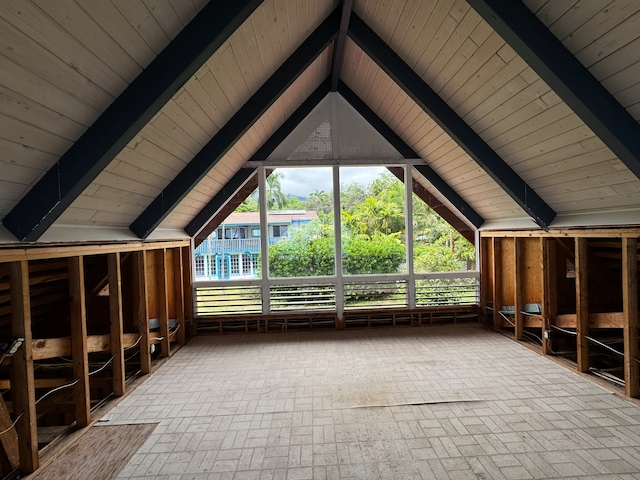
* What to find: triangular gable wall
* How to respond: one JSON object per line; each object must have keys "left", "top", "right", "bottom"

{"left": 266, "top": 94, "right": 403, "bottom": 162}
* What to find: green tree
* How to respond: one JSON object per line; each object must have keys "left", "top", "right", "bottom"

{"left": 307, "top": 189, "right": 332, "bottom": 214}
{"left": 266, "top": 171, "right": 287, "bottom": 210}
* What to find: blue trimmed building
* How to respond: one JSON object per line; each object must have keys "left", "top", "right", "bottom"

{"left": 194, "top": 210, "right": 319, "bottom": 280}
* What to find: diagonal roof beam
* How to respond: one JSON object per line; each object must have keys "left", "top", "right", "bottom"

{"left": 348, "top": 13, "right": 556, "bottom": 229}
{"left": 2, "top": 1, "right": 264, "bottom": 242}
{"left": 192, "top": 169, "right": 258, "bottom": 247}
{"left": 131, "top": 9, "right": 341, "bottom": 239}
{"left": 337, "top": 80, "right": 484, "bottom": 232}
{"left": 467, "top": 0, "right": 640, "bottom": 180}
{"left": 186, "top": 79, "right": 331, "bottom": 240}
{"left": 330, "top": 0, "right": 353, "bottom": 91}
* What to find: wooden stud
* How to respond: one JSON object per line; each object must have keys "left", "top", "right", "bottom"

{"left": 68, "top": 256, "right": 91, "bottom": 427}
{"left": 541, "top": 238, "right": 557, "bottom": 355}
{"left": 134, "top": 252, "right": 152, "bottom": 375}
{"left": 108, "top": 253, "right": 126, "bottom": 397}
{"left": 575, "top": 238, "right": 589, "bottom": 373}
{"left": 492, "top": 237, "right": 502, "bottom": 330}
{"left": 0, "top": 396, "right": 19, "bottom": 472}
{"left": 173, "top": 248, "right": 186, "bottom": 345}
{"left": 622, "top": 237, "right": 639, "bottom": 398}
{"left": 514, "top": 238, "right": 523, "bottom": 341}
{"left": 9, "top": 260, "right": 38, "bottom": 474}
{"left": 159, "top": 250, "right": 170, "bottom": 357}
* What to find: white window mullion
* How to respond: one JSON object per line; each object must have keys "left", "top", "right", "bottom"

{"left": 406, "top": 165, "right": 416, "bottom": 309}
{"left": 333, "top": 166, "right": 344, "bottom": 321}
{"left": 259, "top": 168, "right": 270, "bottom": 315}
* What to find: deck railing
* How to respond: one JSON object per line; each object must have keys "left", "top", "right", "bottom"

{"left": 194, "top": 271, "right": 479, "bottom": 316}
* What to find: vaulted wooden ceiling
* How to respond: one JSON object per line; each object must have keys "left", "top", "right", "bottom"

{"left": 1, "top": 0, "right": 639, "bottom": 244}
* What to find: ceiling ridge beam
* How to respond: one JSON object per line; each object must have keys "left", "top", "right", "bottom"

{"left": 186, "top": 79, "right": 332, "bottom": 240}
{"left": 2, "top": 0, "right": 264, "bottom": 243}
{"left": 337, "top": 80, "right": 483, "bottom": 231}
{"left": 348, "top": 13, "right": 556, "bottom": 229}
{"left": 467, "top": 0, "right": 640, "bottom": 180}
{"left": 130, "top": 9, "right": 341, "bottom": 239}
{"left": 330, "top": 0, "right": 353, "bottom": 91}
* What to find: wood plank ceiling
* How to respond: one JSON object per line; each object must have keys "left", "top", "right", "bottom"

{"left": 0, "top": 0, "right": 639, "bottom": 243}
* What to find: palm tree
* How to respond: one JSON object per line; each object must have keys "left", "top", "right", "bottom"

{"left": 265, "top": 171, "right": 287, "bottom": 210}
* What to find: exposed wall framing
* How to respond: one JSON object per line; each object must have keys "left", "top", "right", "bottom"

{"left": 0, "top": 240, "right": 191, "bottom": 475}
{"left": 481, "top": 228, "right": 640, "bottom": 399}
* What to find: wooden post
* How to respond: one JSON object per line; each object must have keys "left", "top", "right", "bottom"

{"left": 173, "top": 248, "right": 186, "bottom": 345}
{"left": 134, "top": 252, "right": 152, "bottom": 375}
{"left": 182, "top": 246, "right": 193, "bottom": 337}
{"left": 108, "top": 253, "right": 126, "bottom": 397}
{"left": 541, "top": 238, "right": 557, "bottom": 355}
{"left": 9, "top": 261, "right": 38, "bottom": 473}
{"left": 159, "top": 250, "right": 170, "bottom": 357}
{"left": 68, "top": 256, "right": 91, "bottom": 427}
{"left": 492, "top": 237, "right": 502, "bottom": 330}
{"left": 575, "top": 238, "right": 589, "bottom": 373}
{"left": 514, "top": 238, "right": 523, "bottom": 341}
{"left": 622, "top": 237, "right": 639, "bottom": 397}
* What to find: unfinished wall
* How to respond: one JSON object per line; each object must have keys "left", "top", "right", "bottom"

{"left": 0, "top": 240, "right": 191, "bottom": 475}
{"left": 481, "top": 229, "right": 640, "bottom": 400}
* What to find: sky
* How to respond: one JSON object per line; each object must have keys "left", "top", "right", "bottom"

{"left": 276, "top": 166, "right": 387, "bottom": 198}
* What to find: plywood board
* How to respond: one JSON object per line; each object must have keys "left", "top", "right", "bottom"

{"left": 32, "top": 423, "right": 157, "bottom": 480}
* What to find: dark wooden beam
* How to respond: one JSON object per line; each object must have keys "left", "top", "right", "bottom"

{"left": 2, "top": 1, "right": 264, "bottom": 242}
{"left": 338, "top": 80, "right": 484, "bottom": 230}
{"left": 192, "top": 171, "right": 257, "bottom": 247}
{"left": 348, "top": 13, "right": 556, "bottom": 229}
{"left": 131, "top": 9, "right": 341, "bottom": 239}
{"left": 187, "top": 79, "right": 331, "bottom": 241}
{"left": 331, "top": 0, "right": 353, "bottom": 91}
{"left": 467, "top": 0, "right": 640, "bottom": 180}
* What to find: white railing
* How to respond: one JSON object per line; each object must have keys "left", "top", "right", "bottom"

{"left": 194, "top": 271, "right": 479, "bottom": 317}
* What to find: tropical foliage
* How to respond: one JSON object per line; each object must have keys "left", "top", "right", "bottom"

{"left": 239, "top": 169, "right": 475, "bottom": 276}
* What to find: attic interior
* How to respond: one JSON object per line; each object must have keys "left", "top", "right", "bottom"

{"left": 0, "top": 0, "right": 639, "bottom": 476}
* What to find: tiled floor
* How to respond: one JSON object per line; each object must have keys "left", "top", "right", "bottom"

{"left": 105, "top": 325, "right": 640, "bottom": 479}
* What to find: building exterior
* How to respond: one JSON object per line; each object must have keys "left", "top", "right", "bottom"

{"left": 194, "top": 210, "right": 319, "bottom": 280}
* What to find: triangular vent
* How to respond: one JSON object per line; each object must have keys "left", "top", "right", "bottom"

{"left": 267, "top": 92, "right": 403, "bottom": 162}
{"left": 288, "top": 121, "right": 332, "bottom": 161}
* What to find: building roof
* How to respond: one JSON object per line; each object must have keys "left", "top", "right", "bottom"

{"left": 221, "top": 211, "right": 319, "bottom": 226}
{"left": 1, "top": 0, "right": 639, "bottom": 244}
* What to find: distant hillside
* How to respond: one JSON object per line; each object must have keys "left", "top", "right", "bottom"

{"left": 288, "top": 194, "right": 307, "bottom": 201}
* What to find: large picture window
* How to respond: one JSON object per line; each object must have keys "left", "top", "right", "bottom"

{"left": 193, "top": 165, "right": 477, "bottom": 314}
